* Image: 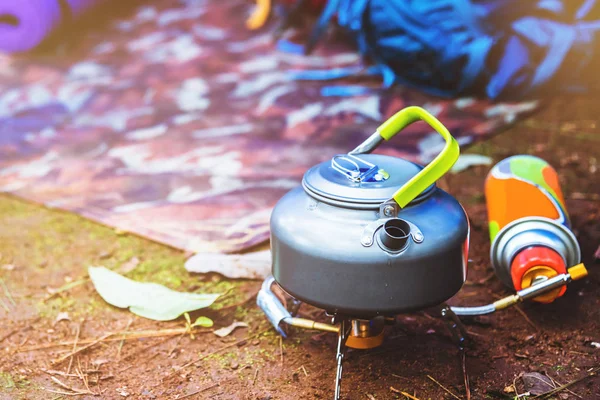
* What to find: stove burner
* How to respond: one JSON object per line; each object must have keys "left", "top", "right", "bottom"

{"left": 346, "top": 318, "right": 386, "bottom": 349}
{"left": 258, "top": 271, "right": 582, "bottom": 400}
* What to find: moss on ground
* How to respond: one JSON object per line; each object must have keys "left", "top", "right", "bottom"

{"left": 0, "top": 194, "right": 251, "bottom": 398}
{"left": 0, "top": 371, "right": 30, "bottom": 390}
{"left": 0, "top": 194, "right": 247, "bottom": 320}
{"left": 0, "top": 194, "right": 186, "bottom": 282}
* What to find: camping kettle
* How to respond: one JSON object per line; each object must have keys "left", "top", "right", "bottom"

{"left": 261, "top": 106, "right": 587, "bottom": 400}
{"left": 270, "top": 106, "right": 469, "bottom": 318}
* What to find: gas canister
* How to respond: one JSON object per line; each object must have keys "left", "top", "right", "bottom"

{"left": 486, "top": 155, "right": 582, "bottom": 303}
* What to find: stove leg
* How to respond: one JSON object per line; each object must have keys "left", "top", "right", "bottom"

{"left": 440, "top": 304, "right": 468, "bottom": 349}
{"left": 334, "top": 319, "right": 350, "bottom": 400}
{"left": 440, "top": 304, "right": 471, "bottom": 398}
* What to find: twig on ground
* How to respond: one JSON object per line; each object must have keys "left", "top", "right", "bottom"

{"left": 279, "top": 336, "right": 284, "bottom": 366}
{"left": 0, "top": 328, "right": 18, "bottom": 343}
{"left": 0, "top": 278, "right": 15, "bottom": 306}
{"left": 67, "top": 322, "right": 82, "bottom": 374}
{"left": 568, "top": 350, "right": 589, "bottom": 356}
{"left": 167, "top": 329, "right": 269, "bottom": 378}
{"left": 18, "top": 335, "right": 29, "bottom": 347}
{"left": 461, "top": 350, "right": 471, "bottom": 400}
{"left": 301, "top": 365, "right": 308, "bottom": 377}
{"left": 178, "top": 382, "right": 219, "bottom": 399}
{"left": 52, "top": 333, "right": 113, "bottom": 365}
{"left": 49, "top": 376, "right": 94, "bottom": 395}
{"left": 512, "top": 375, "right": 521, "bottom": 398}
{"left": 42, "top": 389, "right": 89, "bottom": 396}
{"left": 253, "top": 368, "right": 259, "bottom": 385}
{"left": 42, "top": 369, "right": 80, "bottom": 378}
{"left": 513, "top": 305, "right": 540, "bottom": 332}
{"left": 94, "top": 368, "right": 101, "bottom": 394}
{"left": 117, "top": 317, "right": 133, "bottom": 360}
{"left": 531, "top": 366, "right": 599, "bottom": 399}
{"left": 76, "top": 358, "right": 93, "bottom": 393}
{"left": 17, "top": 327, "right": 212, "bottom": 352}
{"left": 547, "top": 374, "right": 583, "bottom": 399}
{"left": 118, "top": 335, "right": 175, "bottom": 368}
{"left": 44, "top": 278, "right": 89, "bottom": 302}
{"left": 0, "top": 297, "right": 9, "bottom": 312}
{"left": 42, "top": 369, "right": 102, "bottom": 378}
{"left": 427, "top": 375, "right": 462, "bottom": 400}
{"left": 390, "top": 387, "right": 421, "bottom": 400}
{"left": 167, "top": 333, "right": 186, "bottom": 358}
{"left": 465, "top": 330, "right": 484, "bottom": 338}
{"left": 0, "top": 317, "right": 40, "bottom": 345}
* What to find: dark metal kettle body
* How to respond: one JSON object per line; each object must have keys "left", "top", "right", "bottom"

{"left": 269, "top": 107, "right": 470, "bottom": 318}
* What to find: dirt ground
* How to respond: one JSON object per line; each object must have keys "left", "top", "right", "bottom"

{"left": 0, "top": 97, "right": 599, "bottom": 400}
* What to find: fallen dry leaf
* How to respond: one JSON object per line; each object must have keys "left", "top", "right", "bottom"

{"left": 117, "top": 257, "right": 140, "bottom": 274}
{"left": 185, "top": 250, "right": 271, "bottom": 280}
{"left": 390, "top": 387, "right": 420, "bottom": 400}
{"left": 99, "top": 250, "right": 113, "bottom": 259}
{"left": 54, "top": 312, "right": 70, "bottom": 325}
{"left": 214, "top": 321, "right": 249, "bottom": 338}
{"left": 518, "top": 372, "right": 555, "bottom": 395}
{"left": 503, "top": 385, "right": 515, "bottom": 393}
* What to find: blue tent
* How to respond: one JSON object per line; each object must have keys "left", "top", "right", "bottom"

{"left": 297, "top": 0, "right": 600, "bottom": 99}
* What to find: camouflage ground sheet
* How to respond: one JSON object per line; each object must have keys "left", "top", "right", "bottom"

{"left": 0, "top": 0, "right": 538, "bottom": 254}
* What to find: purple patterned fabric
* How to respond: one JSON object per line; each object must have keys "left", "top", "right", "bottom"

{"left": 0, "top": 0, "right": 538, "bottom": 253}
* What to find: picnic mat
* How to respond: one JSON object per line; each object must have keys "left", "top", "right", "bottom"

{"left": 0, "top": 0, "right": 538, "bottom": 255}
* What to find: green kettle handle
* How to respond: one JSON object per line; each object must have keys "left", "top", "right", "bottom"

{"left": 376, "top": 106, "right": 460, "bottom": 208}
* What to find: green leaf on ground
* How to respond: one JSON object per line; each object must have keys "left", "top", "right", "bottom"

{"left": 191, "top": 316, "right": 214, "bottom": 328}
{"left": 88, "top": 266, "right": 220, "bottom": 321}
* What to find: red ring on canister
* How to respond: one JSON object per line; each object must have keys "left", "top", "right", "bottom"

{"left": 510, "top": 246, "right": 567, "bottom": 303}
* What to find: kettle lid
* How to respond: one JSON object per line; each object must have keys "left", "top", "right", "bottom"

{"left": 302, "top": 154, "right": 435, "bottom": 206}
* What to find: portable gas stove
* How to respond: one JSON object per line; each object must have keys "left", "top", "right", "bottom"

{"left": 257, "top": 106, "right": 587, "bottom": 399}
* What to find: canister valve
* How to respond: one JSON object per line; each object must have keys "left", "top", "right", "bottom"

{"left": 451, "top": 263, "right": 588, "bottom": 316}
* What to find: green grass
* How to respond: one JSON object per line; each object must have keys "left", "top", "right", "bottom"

{"left": 0, "top": 194, "right": 248, "bottom": 320}
{"left": 0, "top": 372, "right": 29, "bottom": 390}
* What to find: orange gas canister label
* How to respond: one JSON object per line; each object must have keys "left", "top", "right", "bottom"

{"left": 485, "top": 155, "right": 569, "bottom": 242}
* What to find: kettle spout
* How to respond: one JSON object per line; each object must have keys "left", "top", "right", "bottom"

{"left": 379, "top": 218, "right": 411, "bottom": 251}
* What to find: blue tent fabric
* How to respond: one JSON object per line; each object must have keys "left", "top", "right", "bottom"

{"left": 302, "top": 0, "right": 600, "bottom": 99}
